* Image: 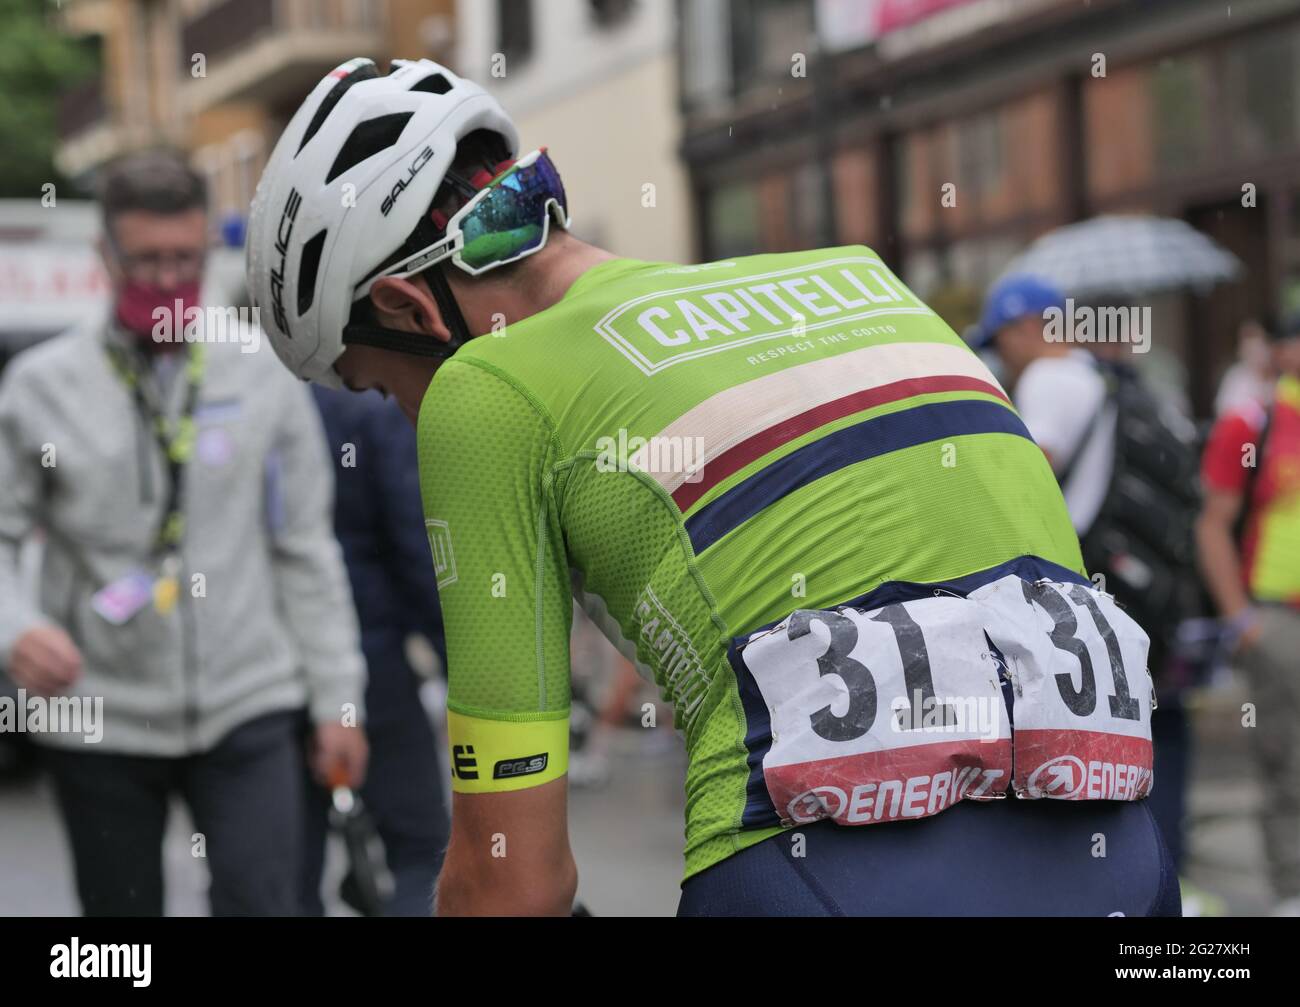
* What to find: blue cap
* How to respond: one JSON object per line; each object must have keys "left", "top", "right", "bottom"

{"left": 971, "top": 273, "right": 1066, "bottom": 350}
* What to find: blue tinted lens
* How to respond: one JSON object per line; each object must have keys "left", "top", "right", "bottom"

{"left": 459, "top": 153, "right": 567, "bottom": 270}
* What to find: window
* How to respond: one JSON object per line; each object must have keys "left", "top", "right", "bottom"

{"left": 901, "top": 248, "right": 941, "bottom": 301}
{"left": 589, "top": 0, "right": 635, "bottom": 29}
{"left": 894, "top": 131, "right": 937, "bottom": 241}
{"left": 1150, "top": 54, "right": 1211, "bottom": 174}
{"left": 355, "top": 0, "right": 382, "bottom": 30}
{"left": 787, "top": 162, "right": 827, "bottom": 249}
{"left": 955, "top": 108, "right": 1003, "bottom": 201}
{"left": 681, "top": 0, "right": 732, "bottom": 108}
{"left": 304, "top": 0, "right": 326, "bottom": 30}
{"left": 706, "top": 183, "right": 761, "bottom": 258}
{"left": 731, "top": 0, "right": 816, "bottom": 95}
{"left": 1225, "top": 27, "right": 1300, "bottom": 159}
{"left": 496, "top": 0, "right": 534, "bottom": 67}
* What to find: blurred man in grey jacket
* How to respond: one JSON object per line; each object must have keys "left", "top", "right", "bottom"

{"left": 0, "top": 149, "right": 367, "bottom": 916}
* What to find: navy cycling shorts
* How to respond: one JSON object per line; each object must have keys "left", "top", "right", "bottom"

{"left": 678, "top": 797, "right": 1180, "bottom": 917}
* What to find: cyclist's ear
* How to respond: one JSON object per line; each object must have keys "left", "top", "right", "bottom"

{"left": 370, "top": 274, "right": 454, "bottom": 346}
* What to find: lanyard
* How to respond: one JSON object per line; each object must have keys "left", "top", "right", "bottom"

{"left": 104, "top": 341, "right": 206, "bottom": 558}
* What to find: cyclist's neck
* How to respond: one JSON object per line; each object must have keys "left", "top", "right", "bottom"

{"left": 451, "top": 235, "right": 620, "bottom": 335}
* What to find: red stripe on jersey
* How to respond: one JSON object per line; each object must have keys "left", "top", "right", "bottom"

{"left": 672, "top": 374, "right": 1009, "bottom": 512}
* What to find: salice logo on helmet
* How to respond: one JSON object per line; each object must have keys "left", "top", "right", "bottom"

{"left": 381, "top": 145, "right": 435, "bottom": 217}
{"left": 268, "top": 188, "right": 302, "bottom": 336}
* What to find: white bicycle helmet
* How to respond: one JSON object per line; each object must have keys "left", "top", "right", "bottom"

{"left": 246, "top": 57, "right": 519, "bottom": 388}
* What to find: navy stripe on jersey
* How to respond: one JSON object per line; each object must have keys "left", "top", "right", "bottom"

{"left": 684, "top": 398, "right": 1035, "bottom": 553}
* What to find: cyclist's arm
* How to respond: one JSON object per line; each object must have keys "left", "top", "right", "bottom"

{"left": 418, "top": 359, "right": 576, "bottom": 916}
{"left": 438, "top": 780, "right": 576, "bottom": 916}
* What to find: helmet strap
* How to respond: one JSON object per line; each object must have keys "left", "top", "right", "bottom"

{"left": 424, "top": 260, "right": 474, "bottom": 348}
{"left": 341, "top": 263, "right": 472, "bottom": 360}
{"left": 340, "top": 322, "right": 459, "bottom": 359}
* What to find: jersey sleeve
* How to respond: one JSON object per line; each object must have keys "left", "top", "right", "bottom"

{"left": 417, "top": 358, "right": 573, "bottom": 793}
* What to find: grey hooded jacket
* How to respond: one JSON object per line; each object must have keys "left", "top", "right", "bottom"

{"left": 0, "top": 315, "right": 365, "bottom": 755}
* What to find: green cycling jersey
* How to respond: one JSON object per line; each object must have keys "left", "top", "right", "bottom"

{"left": 416, "top": 245, "right": 1083, "bottom": 879}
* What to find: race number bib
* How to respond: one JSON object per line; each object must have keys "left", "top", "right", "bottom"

{"left": 734, "top": 576, "right": 1153, "bottom": 828}
{"left": 973, "top": 576, "right": 1154, "bottom": 801}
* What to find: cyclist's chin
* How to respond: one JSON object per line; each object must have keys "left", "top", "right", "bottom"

{"left": 397, "top": 395, "right": 421, "bottom": 428}
{"left": 398, "top": 362, "right": 446, "bottom": 428}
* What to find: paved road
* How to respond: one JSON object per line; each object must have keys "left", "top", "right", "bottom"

{"left": 0, "top": 686, "right": 1276, "bottom": 917}
{"left": 0, "top": 725, "right": 686, "bottom": 917}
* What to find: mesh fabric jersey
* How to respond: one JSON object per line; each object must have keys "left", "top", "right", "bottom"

{"left": 416, "top": 246, "right": 1084, "bottom": 880}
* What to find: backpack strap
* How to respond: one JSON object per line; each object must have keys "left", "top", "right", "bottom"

{"left": 1055, "top": 358, "right": 1116, "bottom": 491}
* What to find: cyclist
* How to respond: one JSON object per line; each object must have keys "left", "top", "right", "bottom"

{"left": 247, "top": 58, "right": 1179, "bottom": 916}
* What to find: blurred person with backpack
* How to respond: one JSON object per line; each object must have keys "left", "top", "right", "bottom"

{"left": 1197, "top": 316, "right": 1300, "bottom": 916}
{"left": 973, "top": 274, "right": 1205, "bottom": 902}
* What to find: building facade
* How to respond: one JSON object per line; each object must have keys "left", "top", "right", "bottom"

{"left": 678, "top": 0, "right": 1300, "bottom": 415}
{"left": 454, "top": 0, "right": 693, "bottom": 262}
{"left": 56, "top": 0, "right": 458, "bottom": 224}
{"left": 55, "top": 0, "right": 692, "bottom": 265}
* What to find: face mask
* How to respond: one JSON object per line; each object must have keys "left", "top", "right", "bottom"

{"left": 115, "top": 279, "right": 201, "bottom": 351}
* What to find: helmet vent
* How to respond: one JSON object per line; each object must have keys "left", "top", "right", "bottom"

{"left": 410, "top": 73, "right": 453, "bottom": 95}
{"left": 297, "top": 229, "right": 327, "bottom": 316}
{"left": 325, "top": 112, "right": 415, "bottom": 183}
{"left": 296, "top": 62, "right": 380, "bottom": 156}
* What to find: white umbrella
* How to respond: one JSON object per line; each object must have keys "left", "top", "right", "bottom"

{"left": 1001, "top": 215, "right": 1242, "bottom": 298}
